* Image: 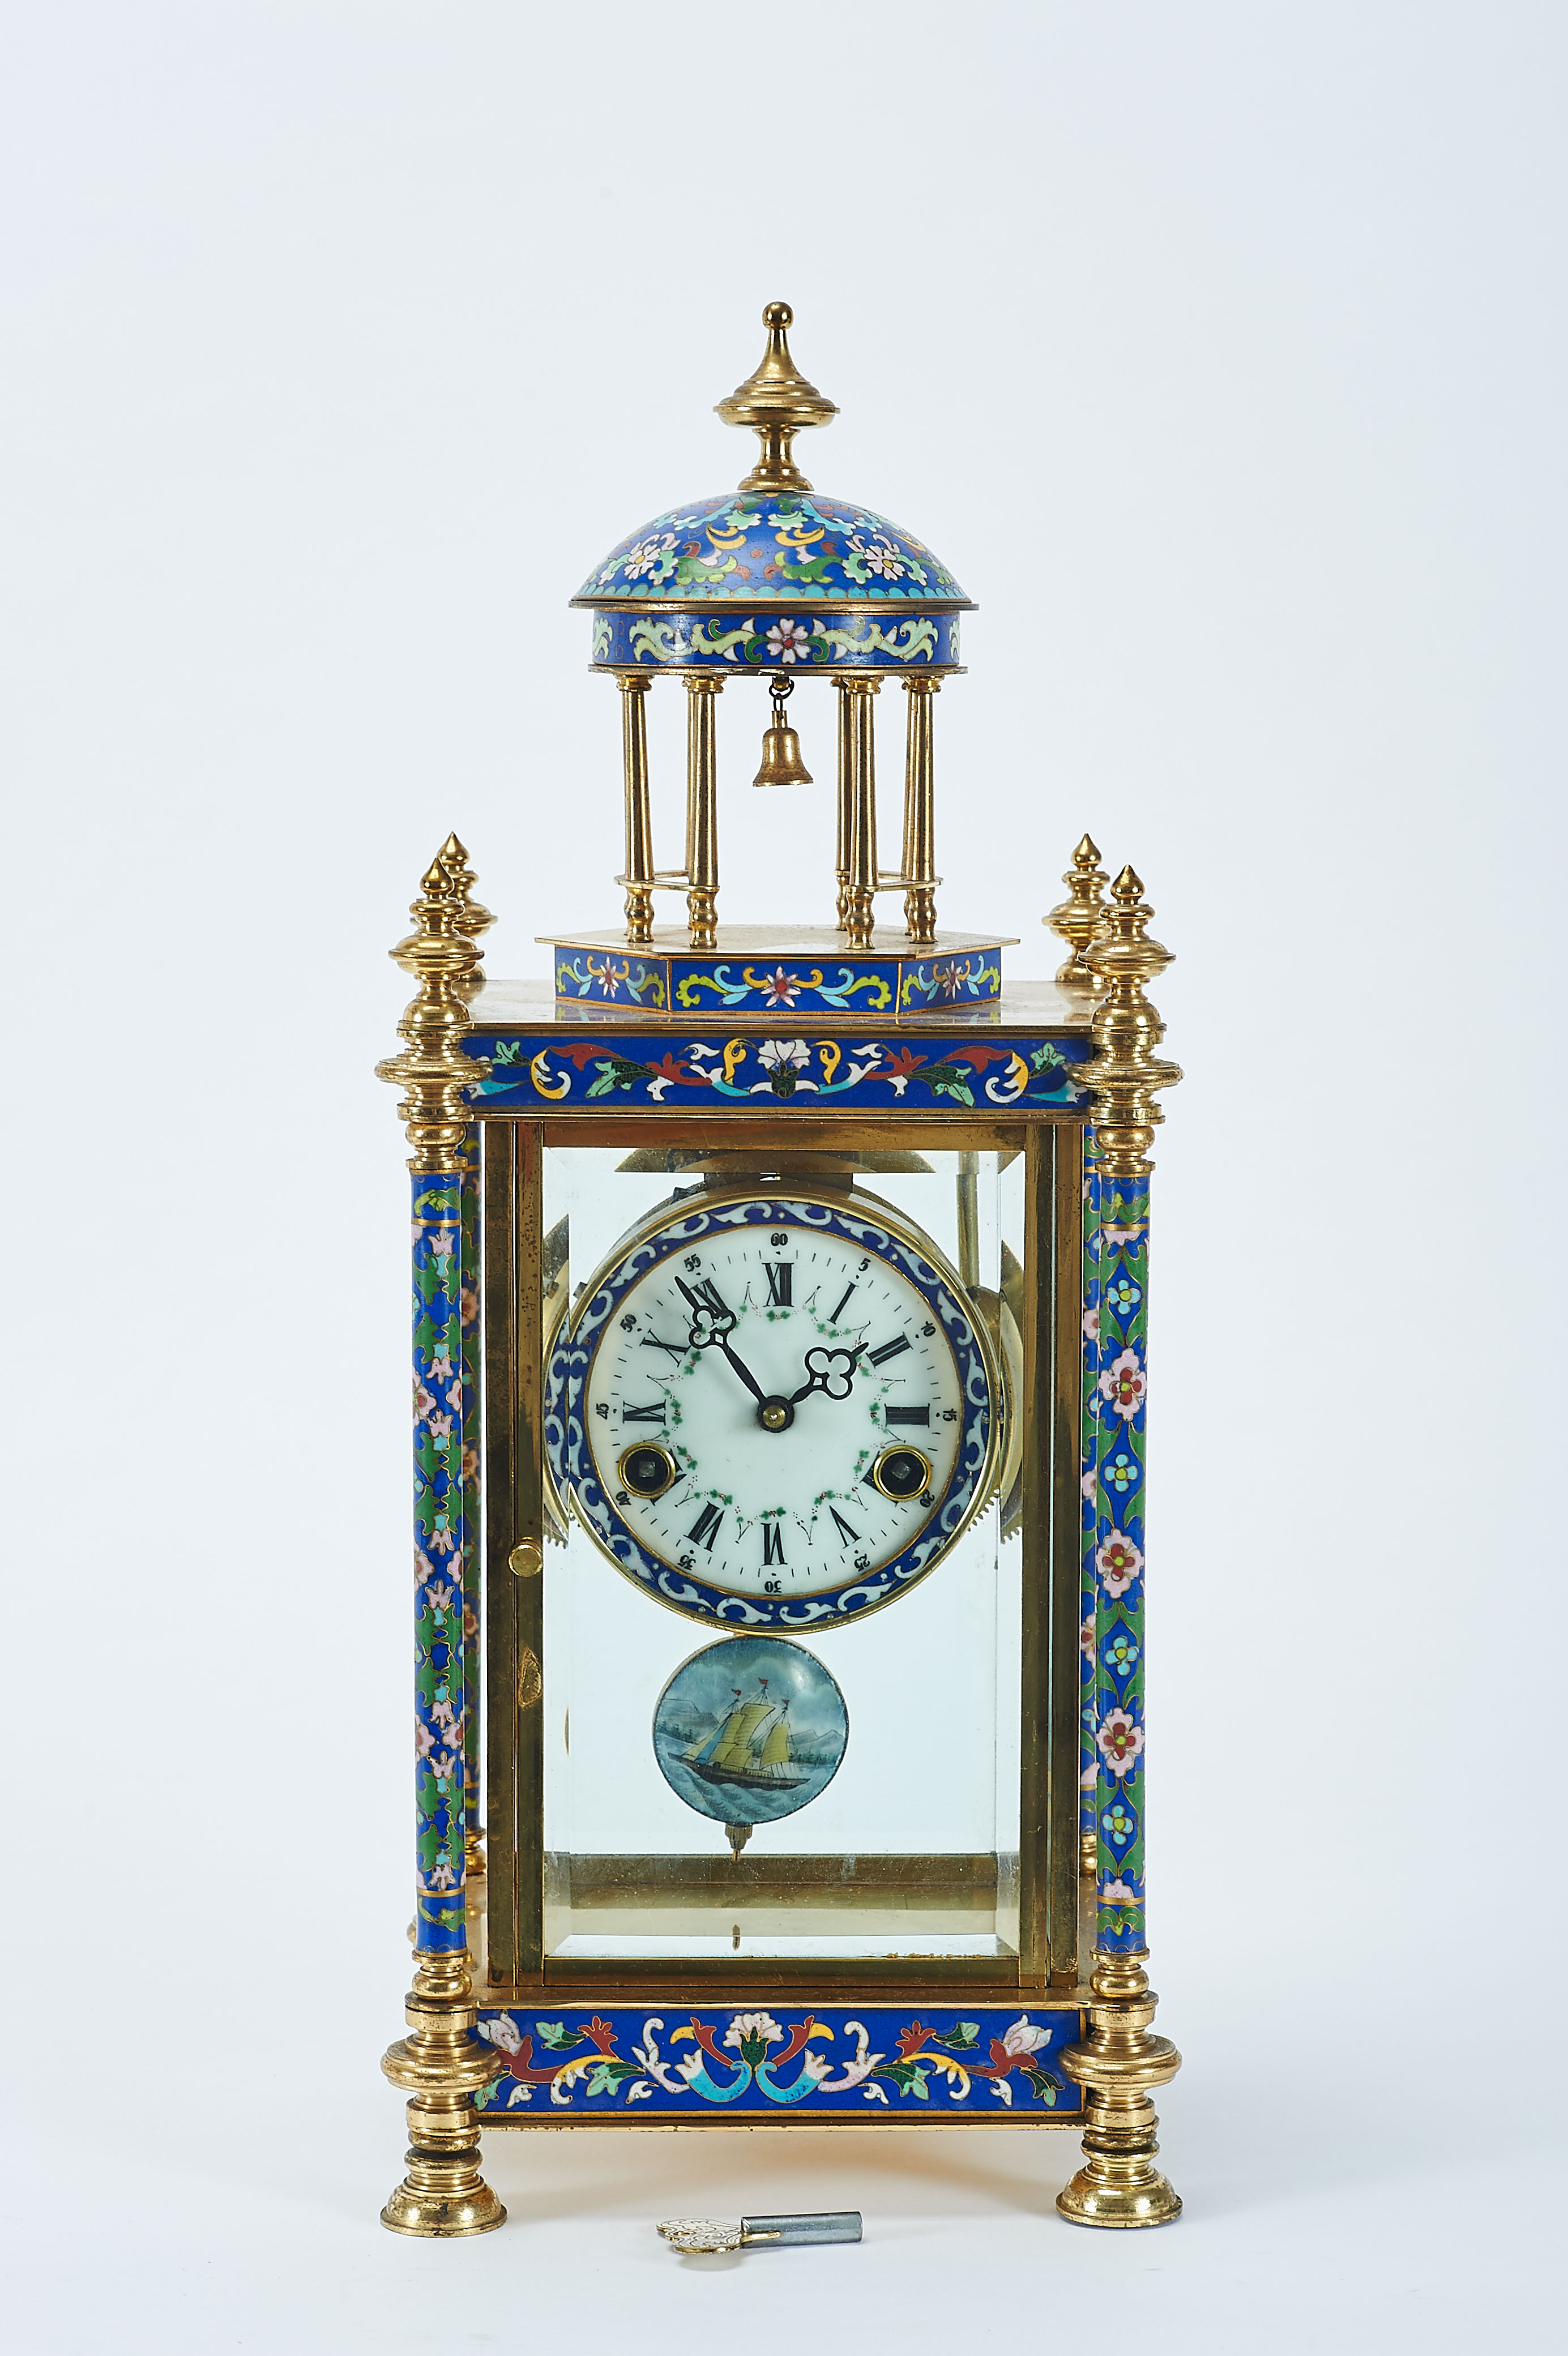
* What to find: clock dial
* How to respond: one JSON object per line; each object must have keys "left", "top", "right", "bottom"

{"left": 546, "top": 1185, "right": 1001, "bottom": 1628}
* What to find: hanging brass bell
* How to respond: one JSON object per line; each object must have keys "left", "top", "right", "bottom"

{"left": 752, "top": 679, "right": 813, "bottom": 788}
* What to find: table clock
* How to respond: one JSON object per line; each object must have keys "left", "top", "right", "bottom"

{"left": 375, "top": 304, "right": 1184, "bottom": 2237}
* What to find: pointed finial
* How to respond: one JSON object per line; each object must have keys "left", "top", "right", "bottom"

{"left": 375, "top": 847, "right": 490, "bottom": 1171}
{"left": 1080, "top": 863, "right": 1181, "bottom": 1177}
{"left": 1045, "top": 832, "right": 1110, "bottom": 991}
{"left": 716, "top": 302, "right": 838, "bottom": 495}
{"left": 437, "top": 832, "right": 494, "bottom": 999}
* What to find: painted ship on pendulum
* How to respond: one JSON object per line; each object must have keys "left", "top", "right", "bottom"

{"left": 685, "top": 1678, "right": 805, "bottom": 1858}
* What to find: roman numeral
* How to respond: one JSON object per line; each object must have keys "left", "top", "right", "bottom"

{"left": 884, "top": 1404, "right": 930, "bottom": 1427}
{"left": 621, "top": 1403, "right": 667, "bottom": 1422}
{"left": 762, "top": 1522, "right": 785, "bottom": 1566}
{"left": 828, "top": 1507, "right": 860, "bottom": 1544}
{"left": 828, "top": 1282, "right": 857, "bottom": 1324}
{"left": 678, "top": 1276, "right": 731, "bottom": 1320}
{"left": 764, "top": 1261, "right": 793, "bottom": 1307}
{"left": 686, "top": 1502, "right": 724, "bottom": 1552}
{"left": 868, "top": 1335, "right": 911, "bottom": 1367}
{"left": 641, "top": 1334, "right": 686, "bottom": 1360}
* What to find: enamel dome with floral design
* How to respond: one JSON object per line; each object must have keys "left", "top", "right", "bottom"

{"left": 572, "top": 305, "right": 973, "bottom": 674}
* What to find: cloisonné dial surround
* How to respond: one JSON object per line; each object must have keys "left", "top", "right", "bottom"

{"left": 544, "top": 1184, "right": 1001, "bottom": 1628}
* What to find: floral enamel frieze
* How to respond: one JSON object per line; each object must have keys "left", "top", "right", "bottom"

{"left": 411, "top": 1173, "right": 469, "bottom": 1949}
{"left": 590, "top": 610, "right": 962, "bottom": 671}
{"left": 472, "top": 2007, "right": 1079, "bottom": 2119}
{"left": 1088, "top": 1170, "right": 1151, "bottom": 1953}
{"left": 548, "top": 947, "right": 1005, "bottom": 1016}
{"left": 464, "top": 1032, "right": 1089, "bottom": 1113}
{"left": 576, "top": 492, "right": 969, "bottom": 608}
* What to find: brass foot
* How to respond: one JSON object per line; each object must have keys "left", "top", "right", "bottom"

{"left": 686, "top": 887, "right": 718, "bottom": 951}
{"left": 1056, "top": 1952, "right": 1182, "bottom": 2229}
{"left": 381, "top": 1949, "right": 506, "bottom": 2237}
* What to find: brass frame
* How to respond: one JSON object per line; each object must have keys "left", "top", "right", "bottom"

{"left": 479, "top": 1114, "right": 1085, "bottom": 2007}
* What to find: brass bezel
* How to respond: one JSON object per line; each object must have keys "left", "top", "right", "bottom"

{"left": 617, "top": 1440, "right": 679, "bottom": 1499}
{"left": 869, "top": 1442, "right": 933, "bottom": 1500}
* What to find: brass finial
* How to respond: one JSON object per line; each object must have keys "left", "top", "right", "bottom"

{"left": 375, "top": 849, "right": 491, "bottom": 1172}
{"left": 438, "top": 832, "right": 494, "bottom": 1000}
{"left": 1046, "top": 833, "right": 1110, "bottom": 992}
{"left": 1080, "top": 866, "right": 1182, "bottom": 1177}
{"left": 716, "top": 302, "right": 838, "bottom": 495}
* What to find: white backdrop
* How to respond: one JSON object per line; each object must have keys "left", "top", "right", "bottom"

{"left": 7, "top": 6, "right": 1563, "bottom": 2351}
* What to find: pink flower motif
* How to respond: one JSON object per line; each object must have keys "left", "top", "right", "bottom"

{"left": 1096, "top": 1707, "right": 1144, "bottom": 1778}
{"left": 1080, "top": 1763, "right": 1097, "bottom": 1791}
{"left": 427, "top": 1412, "right": 455, "bottom": 1442}
{"left": 761, "top": 967, "right": 803, "bottom": 1007}
{"left": 426, "top": 1861, "right": 458, "bottom": 1891}
{"left": 426, "top": 1580, "right": 455, "bottom": 1612}
{"left": 416, "top": 1720, "right": 435, "bottom": 1757}
{"left": 428, "top": 1352, "right": 457, "bottom": 1386}
{"left": 1099, "top": 1347, "right": 1147, "bottom": 1421}
{"left": 1000, "top": 2014, "right": 1051, "bottom": 2058}
{"left": 765, "top": 618, "right": 813, "bottom": 664}
{"left": 1099, "top": 1878, "right": 1139, "bottom": 1908}
{"left": 413, "top": 1382, "right": 437, "bottom": 1421}
{"left": 1095, "top": 1529, "right": 1143, "bottom": 1597}
{"left": 1082, "top": 1305, "right": 1099, "bottom": 1343}
{"left": 480, "top": 2012, "right": 523, "bottom": 2055}
{"left": 1101, "top": 1222, "right": 1145, "bottom": 1247}
{"left": 1080, "top": 1465, "right": 1097, "bottom": 1504}
{"left": 1080, "top": 1614, "right": 1096, "bottom": 1665}
{"left": 426, "top": 1524, "right": 457, "bottom": 1555}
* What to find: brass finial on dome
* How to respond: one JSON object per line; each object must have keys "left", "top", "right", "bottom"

{"left": 716, "top": 302, "right": 838, "bottom": 495}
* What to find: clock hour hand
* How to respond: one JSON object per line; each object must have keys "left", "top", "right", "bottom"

{"left": 789, "top": 1344, "right": 865, "bottom": 1405}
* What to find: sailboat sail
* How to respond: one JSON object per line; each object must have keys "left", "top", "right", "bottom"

{"left": 684, "top": 1688, "right": 806, "bottom": 1795}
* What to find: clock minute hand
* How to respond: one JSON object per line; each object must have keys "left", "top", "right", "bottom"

{"left": 676, "top": 1279, "right": 767, "bottom": 1404}
{"left": 789, "top": 1344, "right": 865, "bottom": 1405}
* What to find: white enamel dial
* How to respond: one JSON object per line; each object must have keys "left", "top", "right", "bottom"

{"left": 571, "top": 1196, "right": 987, "bottom": 1609}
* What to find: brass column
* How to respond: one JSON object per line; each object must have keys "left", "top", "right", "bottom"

{"left": 843, "top": 676, "right": 879, "bottom": 946}
{"left": 684, "top": 675, "right": 723, "bottom": 948}
{"left": 618, "top": 675, "right": 655, "bottom": 944}
{"left": 901, "top": 676, "right": 941, "bottom": 944}
{"left": 834, "top": 679, "right": 853, "bottom": 929}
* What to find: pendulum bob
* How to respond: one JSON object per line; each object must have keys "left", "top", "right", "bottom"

{"left": 753, "top": 677, "right": 813, "bottom": 789}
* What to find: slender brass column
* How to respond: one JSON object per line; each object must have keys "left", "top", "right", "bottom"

{"left": 834, "top": 679, "right": 853, "bottom": 929}
{"left": 901, "top": 677, "right": 941, "bottom": 944}
{"left": 618, "top": 675, "right": 655, "bottom": 943}
{"left": 684, "top": 675, "right": 723, "bottom": 947}
{"left": 843, "top": 677, "right": 880, "bottom": 946}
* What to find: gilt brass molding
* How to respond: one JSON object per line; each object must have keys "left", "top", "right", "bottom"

{"left": 1056, "top": 1952, "right": 1182, "bottom": 2227}
{"left": 1079, "top": 867, "right": 1181, "bottom": 1178}
{"left": 376, "top": 849, "right": 492, "bottom": 1173}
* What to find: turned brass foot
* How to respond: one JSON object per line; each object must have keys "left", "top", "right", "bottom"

{"left": 1056, "top": 1953, "right": 1182, "bottom": 2229}
{"left": 381, "top": 1950, "right": 505, "bottom": 2237}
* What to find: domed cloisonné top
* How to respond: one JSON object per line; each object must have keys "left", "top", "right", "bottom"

{"left": 573, "top": 306, "right": 973, "bottom": 670}
{"left": 574, "top": 491, "right": 971, "bottom": 673}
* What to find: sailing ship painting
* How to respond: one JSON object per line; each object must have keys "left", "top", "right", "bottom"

{"left": 652, "top": 1636, "right": 848, "bottom": 1836}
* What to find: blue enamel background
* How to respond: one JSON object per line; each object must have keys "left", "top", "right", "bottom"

{"left": 575, "top": 491, "right": 970, "bottom": 606}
